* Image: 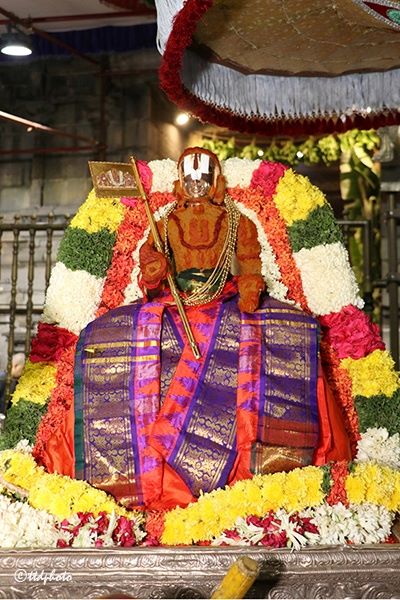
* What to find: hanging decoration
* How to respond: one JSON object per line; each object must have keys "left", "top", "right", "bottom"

{"left": 156, "top": 0, "right": 400, "bottom": 136}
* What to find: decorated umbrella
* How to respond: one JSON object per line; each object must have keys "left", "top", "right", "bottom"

{"left": 154, "top": 0, "right": 400, "bottom": 136}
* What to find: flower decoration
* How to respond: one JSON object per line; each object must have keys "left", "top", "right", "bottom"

{"left": 42, "top": 263, "right": 104, "bottom": 334}
{"left": 11, "top": 361, "right": 56, "bottom": 406}
{"left": 320, "top": 305, "right": 385, "bottom": 360}
{"left": 30, "top": 323, "right": 77, "bottom": 364}
{"left": 69, "top": 190, "right": 125, "bottom": 234}
{"left": 293, "top": 242, "right": 363, "bottom": 315}
{"left": 342, "top": 350, "right": 399, "bottom": 398}
{"left": 356, "top": 428, "right": 400, "bottom": 470}
{"left": 223, "top": 158, "right": 261, "bottom": 188}
{"left": 345, "top": 462, "right": 400, "bottom": 510}
{"left": 273, "top": 170, "right": 326, "bottom": 226}
{"left": 3, "top": 155, "right": 400, "bottom": 551}
{"left": 250, "top": 160, "right": 288, "bottom": 197}
{"left": 0, "top": 449, "right": 131, "bottom": 519}
{"left": 0, "top": 495, "right": 61, "bottom": 548}
{"left": 56, "top": 511, "right": 146, "bottom": 548}
{"left": 148, "top": 158, "right": 177, "bottom": 193}
{"left": 57, "top": 227, "right": 116, "bottom": 278}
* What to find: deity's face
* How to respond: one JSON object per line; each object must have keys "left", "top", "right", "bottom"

{"left": 177, "top": 149, "right": 220, "bottom": 200}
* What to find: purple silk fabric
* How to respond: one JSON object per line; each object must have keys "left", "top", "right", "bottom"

{"left": 75, "top": 294, "right": 319, "bottom": 505}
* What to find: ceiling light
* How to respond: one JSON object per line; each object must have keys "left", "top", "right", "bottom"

{"left": 0, "top": 27, "right": 32, "bottom": 57}
{"left": 175, "top": 112, "right": 190, "bottom": 126}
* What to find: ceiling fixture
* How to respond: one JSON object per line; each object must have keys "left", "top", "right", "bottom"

{"left": 175, "top": 112, "right": 190, "bottom": 126}
{"left": 0, "top": 25, "right": 32, "bottom": 57}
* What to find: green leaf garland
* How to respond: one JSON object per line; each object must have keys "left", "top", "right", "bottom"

{"left": 355, "top": 390, "right": 400, "bottom": 436}
{"left": 288, "top": 205, "right": 343, "bottom": 253}
{"left": 57, "top": 227, "right": 116, "bottom": 278}
{"left": 0, "top": 400, "right": 48, "bottom": 450}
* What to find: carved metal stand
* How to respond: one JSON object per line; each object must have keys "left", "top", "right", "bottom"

{"left": 1, "top": 545, "right": 400, "bottom": 599}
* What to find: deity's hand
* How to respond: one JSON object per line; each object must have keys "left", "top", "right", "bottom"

{"left": 238, "top": 274, "right": 265, "bottom": 313}
{"left": 139, "top": 242, "right": 168, "bottom": 289}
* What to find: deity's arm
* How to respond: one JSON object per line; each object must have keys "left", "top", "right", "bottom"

{"left": 236, "top": 215, "right": 265, "bottom": 313}
{"left": 139, "top": 220, "right": 168, "bottom": 291}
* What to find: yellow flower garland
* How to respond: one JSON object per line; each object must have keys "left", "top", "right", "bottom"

{"left": 162, "top": 466, "right": 324, "bottom": 545}
{"left": 70, "top": 189, "right": 125, "bottom": 234}
{"left": 346, "top": 463, "right": 400, "bottom": 511}
{"left": 273, "top": 169, "right": 326, "bottom": 226}
{"left": 12, "top": 361, "right": 57, "bottom": 405}
{"left": 0, "top": 450, "right": 129, "bottom": 519}
{"left": 341, "top": 349, "right": 400, "bottom": 398}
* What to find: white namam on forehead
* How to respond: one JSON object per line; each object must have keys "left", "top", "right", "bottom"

{"left": 182, "top": 153, "right": 211, "bottom": 180}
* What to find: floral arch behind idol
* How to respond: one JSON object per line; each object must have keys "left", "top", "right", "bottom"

{"left": 1, "top": 158, "right": 400, "bottom": 548}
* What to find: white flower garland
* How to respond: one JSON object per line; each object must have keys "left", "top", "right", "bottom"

{"left": 0, "top": 495, "right": 62, "bottom": 548}
{"left": 293, "top": 242, "right": 364, "bottom": 315}
{"left": 148, "top": 158, "right": 177, "bottom": 193}
{"left": 223, "top": 158, "right": 261, "bottom": 188}
{"left": 212, "top": 503, "right": 394, "bottom": 548}
{"left": 43, "top": 263, "right": 105, "bottom": 335}
{"left": 355, "top": 428, "right": 400, "bottom": 470}
{"left": 302, "top": 503, "right": 394, "bottom": 545}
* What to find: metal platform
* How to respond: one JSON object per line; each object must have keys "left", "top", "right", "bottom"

{"left": 1, "top": 545, "right": 400, "bottom": 599}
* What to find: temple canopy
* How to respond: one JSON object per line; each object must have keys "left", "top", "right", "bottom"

{"left": 155, "top": 0, "right": 400, "bottom": 136}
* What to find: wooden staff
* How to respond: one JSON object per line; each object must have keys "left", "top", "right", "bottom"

{"left": 130, "top": 157, "right": 201, "bottom": 360}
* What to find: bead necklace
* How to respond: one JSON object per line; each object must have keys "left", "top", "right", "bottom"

{"left": 163, "top": 195, "right": 240, "bottom": 306}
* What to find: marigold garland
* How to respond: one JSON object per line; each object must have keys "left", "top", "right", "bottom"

{"left": 70, "top": 190, "right": 125, "bottom": 234}
{"left": 0, "top": 450, "right": 129, "bottom": 519}
{"left": 11, "top": 361, "right": 57, "bottom": 406}
{"left": 161, "top": 466, "right": 324, "bottom": 545}
{"left": 345, "top": 463, "right": 400, "bottom": 511}
{"left": 341, "top": 350, "right": 400, "bottom": 398}
{"left": 273, "top": 170, "right": 326, "bottom": 226}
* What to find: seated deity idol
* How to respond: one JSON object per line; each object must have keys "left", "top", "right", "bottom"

{"left": 71, "top": 147, "right": 351, "bottom": 510}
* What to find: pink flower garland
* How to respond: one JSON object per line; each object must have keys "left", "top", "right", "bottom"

{"left": 319, "top": 304, "right": 385, "bottom": 360}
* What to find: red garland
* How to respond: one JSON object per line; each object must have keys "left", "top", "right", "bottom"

{"left": 30, "top": 323, "right": 77, "bottom": 363}
{"left": 33, "top": 344, "right": 76, "bottom": 467}
{"left": 326, "top": 461, "right": 350, "bottom": 507}
{"left": 159, "top": 0, "right": 400, "bottom": 136}
{"left": 97, "top": 191, "right": 175, "bottom": 316}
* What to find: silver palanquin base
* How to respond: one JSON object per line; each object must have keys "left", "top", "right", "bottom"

{"left": 1, "top": 546, "right": 400, "bottom": 599}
